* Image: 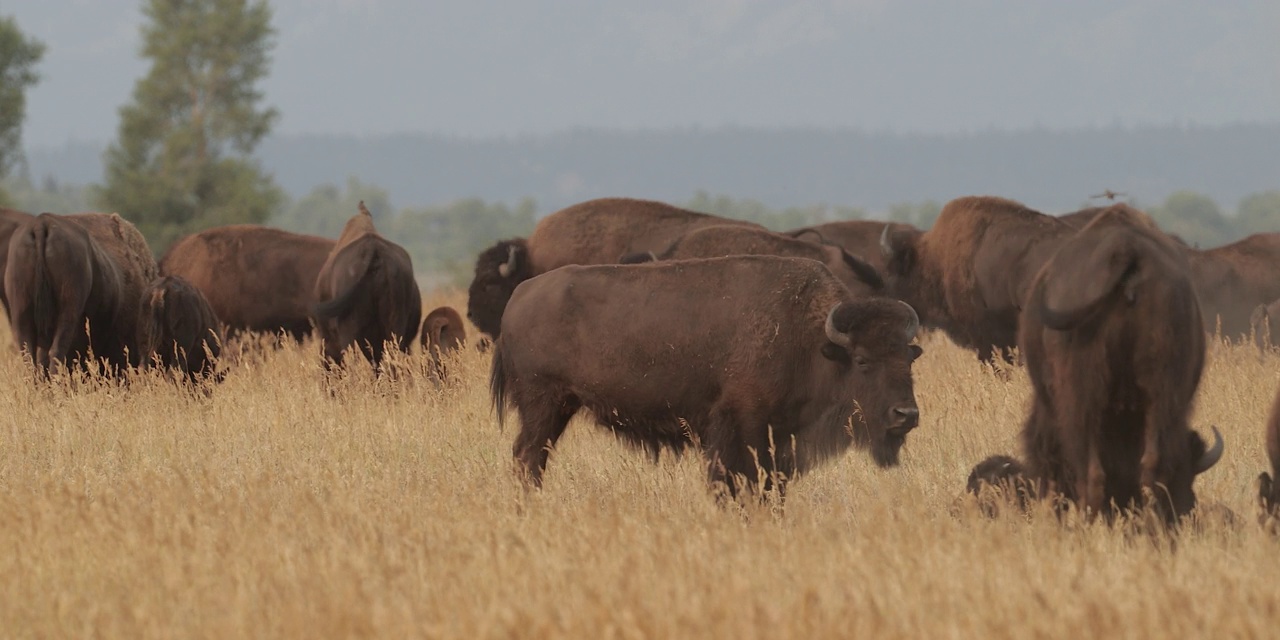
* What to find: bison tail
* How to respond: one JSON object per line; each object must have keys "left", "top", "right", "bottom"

{"left": 1037, "top": 235, "right": 1138, "bottom": 331}
{"left": 30, "top": 222, "right": 55, "bottom": 352}
{"left": 312, "top": 251, "right": 379, "bottom": 321}
{"left": 489, "top": 340, "right": 509, "bottom": 430}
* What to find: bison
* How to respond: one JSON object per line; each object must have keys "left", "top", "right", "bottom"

{"left": 1251, "top": 299, "right": 1280, "bottom": 351}
{"left": 490, "top": 255, "right": 923, "bottom": 497}
{"left": 1186, "top": 233, "right": 1280, "bottom": 340}
{"left": 5, "top": 212, "right": 159, "bottom": 374}
{"left": 159, "top": 225, "right": 335, "bottom": 340}
{"left": 625, "top": 224, "right": 884, "bottom": 297}
{"left": 787, "top": 220, "right": 921, "bottom": 275}
{"left": 972, "top": 205, "right": 1223, "bottom": 524}
{"left": 1260, "top": 385, "right": 1280, "bottom": 527}
{"left": 138, "top": 275, "right": 223, "bottom": 382}
{"left": 0, "top": 207, "right": 34, "bottom": 315}
{"left": 312, "top": 202, "right": 421, "bottom": 369}
{"left": 422, "top": 305, "right": 467, "bottom": 377}
{"left": 468, "top": 197, "right": 761, "bottom": 339}
{"left": 879, "top": 196, "right": 1077, "bottom": 364}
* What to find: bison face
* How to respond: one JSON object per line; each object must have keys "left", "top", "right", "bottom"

{"left": 877, "top": 225, "right": 939, "bottom": 327}
{"left": 1160, "top": 427, "right": 1224, "bottom": 521}
{"left": 467, "top": 239, "right": 532, "bottom": 339}
{"left": 824, "top": 299, "right": 923, "bottom": 467}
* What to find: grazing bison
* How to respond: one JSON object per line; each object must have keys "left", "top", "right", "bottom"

{"left": 1186, "top": 234, "right": 1280, "bottom": 339}
{"left": 787, "top": 220, "right": 921, "bottom": 274}
{"left": 490, "top": 256, "right": 923, "bottom": 496}
{"left": 312, "top": 202, "right": 421, "bottom": 369}
{"left": 630, "top": 224, "right": 884, "bottom": 297}
{"left": 159, "top": 225, "right": 335, "bottom": 340}
{"left": 422, "top": 305, "right": 467, "bottom": 377}
{"left": 5, "top": 212, "right": 159, "bottom": 373}
{"left": 0, "top": 207, "right": 34, "bottom": 315}
{"left": 468, "top": 197, "right": 761, "bottom": 339}
{"left": 879, "top": 196, "right": 1077, "bottom": 364}
{"left": 138, "top": 275, "right": 223, "bottom": 381}
{"left": 974, "top": 205, "right": 1223, "bottom": 524}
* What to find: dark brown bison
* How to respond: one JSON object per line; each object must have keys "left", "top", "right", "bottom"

{"left": 629, "top": 224, "right": 884, "bottom": 297}
{"left": 422, "top": 305, "right": 467, "bottom": 377}
{"left": 138, "top": 275, "right": 223, "bottom": 381}
{"left": 0, "top": 207, "right": 34, "bottom": 315}
{"left": 973, "top": 205, "right": 1223, "bottom": 524}
{"left": 1186, "top": 234, "right": 1280, "bottom": 339}
{"left": 5, "top": 212, "right": 159, "bottom": 374}
{"left": 787, "top": 220, "right": 921, "bottom": 274}
{"left": 490, "top": 255, "right": 923, "bottom": 496}
{"left": 1251, "top": 299, "right": 1280, "bottom": 351}
{"left": 467, "top": 197, "right": 761, "bottom": 339}
{"left": 312, "top": 202, "right": 421, "bottom": 369}
{"left": 879, "top": 196, "right": 1078, "bottom": 364}
{"left": 159, "top": 225, "right": 335, "bottom": 340}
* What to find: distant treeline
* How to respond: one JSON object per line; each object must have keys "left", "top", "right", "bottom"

{"left": 21, "top": 124, "right": 1280, "bottom": 215}
{"left": 5, "top": 174, "right": 1279, "bottom": 288}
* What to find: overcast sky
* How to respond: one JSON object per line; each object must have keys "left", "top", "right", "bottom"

{"left": 8, "top": 0, "right": 1280, "bottom": 149}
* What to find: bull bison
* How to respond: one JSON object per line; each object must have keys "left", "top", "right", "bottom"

{"left": 972, "top": 205, "right": 1223, "bottom": 524}
{"left": 158, "top": 225, "right": 335, "bottom": 340}
{"left": 786, "top": 220, "right": 921, "bottom": 274}
{"left": 5, "top": 212, "right": 159, "bottom": 374}
{"left": 490, "top": 255, "right": 923, "bottom": 497}
{"left": 468, "top": 197, "right": 761, "bottom": 339}
{"left": 422, "top": 305, "right": 467, "bottom": 377}
{"left": 0, "top": 207, "right": 34, "bottom": 315}
{"left": 879, "top": 196, "right": 1077, "bottom": 364}
{"left": 138, "top": 275, "right": 223, "bottom": 382}
{"left": 312, "top": 202, "right": 421, "bottom": 369}
{"left": 625, "top": 224, "right": 884, "bottom": 297}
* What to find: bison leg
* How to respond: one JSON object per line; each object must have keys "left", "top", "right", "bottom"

{"left": 703, "top": 405, "right": 781, "bottom": 500}
{"left": 1078, "top": 436, "right": 1106, "bottom": 520}
{"left": 512, "top": 393, "right": 581, "bottom": 487}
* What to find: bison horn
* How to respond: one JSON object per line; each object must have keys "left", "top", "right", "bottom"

{"left": 1195, "top": 426, "right": 1224, "bottom": 474}
{"left": 824, "top": 304, "right": 853, "bottom": 349}
{"left": 498, "top": 245, "right": 519, "bottom": 278}
{"left": 879, "top": 224, "right": 893, "bottom": 258}
{"left": 900, "top": 301, "right": 920, "bottom": 341}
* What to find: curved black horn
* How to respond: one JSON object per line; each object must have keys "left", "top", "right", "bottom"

{"left": 1195, "top": 426, "right": 1224, "bottom": 474}
{"left": 824, "top": 304, "right": 852, "bottom": 348}
{"left": 900, "top": 301, "right": 920, "bottom": 341}
{"left": 498, "top": 245, "right": 519, "bottom": 278}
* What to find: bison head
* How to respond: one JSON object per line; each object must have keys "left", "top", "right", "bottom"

{"left": 467, "top": 239, "right": 532, "bottom": 339}
{"left": 823, "top": 298, "right": 923, "bottom": 467}
{"left": 1159, "top": 427, "right": 1224, "bottom": 521}
{"left": 966, "top": 455, "right": 1041, "bottom": 517}
{"left": 878, "top": 225, "right": 938, "bottom": 327}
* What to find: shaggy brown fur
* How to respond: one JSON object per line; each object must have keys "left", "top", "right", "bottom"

{"left": 5, "top": 212, "right": 159, "bottom": 374}
{"left": 879, "top": 196, "right": 1077, "bottom": 364}
{"left": 787, "top": 220, "right": 921, "bottom": 274}
{"left": 490, "top": 256, "right": 923, "bottom": 497}
{"left": 650, "top": 225, "right": 884, "bottom": 297}
{"left": 312, "top": 202, "right": 421, "bottom": 369}
{"left": 467, "top": 198, "right": 761, "bottom": 339}
{"left": 1011, "top": 205, "right": 1222, "bottom": 524}
{"left": 138, "top": 275, "right": 223, "bottom": 382}
{"left": 1259, "top": 386, "right": 1280, "bottom": 525}
{"left": 0, "top": 207, "right": 34, "bottom": 315}
{"left": 159, "top": 225, "right": 335, "bottom": 340}
{"left": 421, "top": 305, "right": 467, "bottom": 378}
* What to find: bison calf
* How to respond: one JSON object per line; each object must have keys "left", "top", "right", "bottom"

{"left": 139, "top": 276, "right": 223, "bottom": 382}
{"left": 422, "top": 305, "right": 467, "bottom": 378}
{"left": 491, "top": 255, "right": 923, "bottom": 498}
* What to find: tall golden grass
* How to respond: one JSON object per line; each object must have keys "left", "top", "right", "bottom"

{"left": 1, "top": 290, "right": 1278, "bottom": 638}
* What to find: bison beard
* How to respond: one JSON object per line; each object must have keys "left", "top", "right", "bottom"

{"left": 968, "top": 205, "right": 1224, "bottom": 525}
{"left": 490, "top": 256, "right": 922, "bottom": 499}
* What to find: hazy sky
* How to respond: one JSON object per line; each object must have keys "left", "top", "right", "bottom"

{"left": 9, "top": 0, "right": 1280, "bottom": 149}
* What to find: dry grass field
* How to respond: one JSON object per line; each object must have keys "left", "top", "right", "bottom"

{"left": 2, "top": 289, "right": 1280, "bottom": 639}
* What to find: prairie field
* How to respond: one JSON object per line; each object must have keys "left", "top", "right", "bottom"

{"left": 2, "top": 290, "right": 1280, "bottom": 639}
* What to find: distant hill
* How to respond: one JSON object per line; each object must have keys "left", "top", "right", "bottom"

{"left": 22, "top": 124, "right": 1280, "bottom": 213}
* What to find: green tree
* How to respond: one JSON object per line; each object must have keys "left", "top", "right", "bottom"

{"left": 1148, "top": 191, "right": 1231, "bottom": 248}
{"left": 0, "top": 16, "right": 46, "bottom": 206}
{"left": 1236, "top": 191, "right": 1280, "bottom": 238}
{"left": 686, "top": 191, "right": 865, "bottom": 230}
{"left": 390, "top": 198, "right": 538, "bottom": 286}
{"left": 97, "top": 0, "right": 282, "bottom": 251}
{"left": 273, "top": 177, "right": 393, "bottom": 238}
{"left": 1, "top": 175, "right": 95, "bottom": 214}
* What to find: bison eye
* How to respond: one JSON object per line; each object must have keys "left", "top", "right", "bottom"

{"left": 854, "top": 355, "right": 871, "bottom": 370}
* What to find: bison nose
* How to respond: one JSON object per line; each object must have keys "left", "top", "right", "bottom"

{"left": 890, "top": 406, "right": 919, "bottom": 434}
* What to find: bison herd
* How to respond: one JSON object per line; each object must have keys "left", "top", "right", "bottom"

{"left": 7, "top": 192, "right": 1280, "bottom": 530}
